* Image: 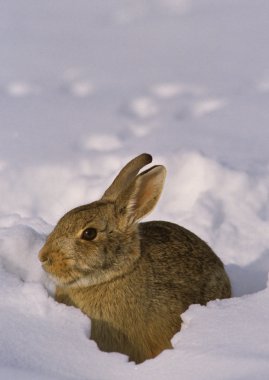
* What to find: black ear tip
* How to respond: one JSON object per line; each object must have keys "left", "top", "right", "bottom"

{"left": 141, "top": 153, "right": 153, "bottom": 164}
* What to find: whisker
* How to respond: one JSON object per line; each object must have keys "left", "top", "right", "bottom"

{"left": 66, "top": 269, "right": 85, "bottom": 291}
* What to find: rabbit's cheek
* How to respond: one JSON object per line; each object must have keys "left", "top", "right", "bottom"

{"left": 75, "top": 245, "right": 103, "bottom": 270}
{"left": 74, "top": 258, "right": 101, "bottom": 274}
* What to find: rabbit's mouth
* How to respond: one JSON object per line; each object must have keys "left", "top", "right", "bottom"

{"left": 41, "top": 262, "right": 83, "bottom": 287}
{"left": 42, "top": 266, "right": 85, "bottom": 288}
{"left": 49, "top": 273, "right": 79, "bottom": 287}
{"left": 45, "top": 270, "right": 98, "bottom": 288}
{"left": 39, "top": 245, "right": 85, "bottom": 285}
{"left": 40, "top": 258, "right": 98, "bottom": 288}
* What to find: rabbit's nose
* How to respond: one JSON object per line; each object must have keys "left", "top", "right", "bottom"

{"left": 39, "top": 246, "right": 50, "bottom": 264}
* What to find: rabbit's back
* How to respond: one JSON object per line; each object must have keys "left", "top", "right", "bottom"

{"left": 139, "top": 221, "right": 231, "bottom": 306}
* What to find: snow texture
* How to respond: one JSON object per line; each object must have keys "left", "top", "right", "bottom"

{"left": 1, "top": 0, "right": 269, "bottom": 379}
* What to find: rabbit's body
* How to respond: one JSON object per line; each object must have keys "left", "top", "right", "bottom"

{"left": 39, "top": 154, "right": 231, "bottom": 364}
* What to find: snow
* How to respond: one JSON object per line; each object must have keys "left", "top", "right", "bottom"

{"left": 1, "top": 0, "right": 269, "bottom": 379}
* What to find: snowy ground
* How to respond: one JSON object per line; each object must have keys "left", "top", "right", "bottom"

{"left": 1, "top": 1, "right": 269, "bottom": 379}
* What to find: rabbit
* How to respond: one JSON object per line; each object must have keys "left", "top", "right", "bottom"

{"left": 39, "top": 153, "right": 231, "bottom": 364}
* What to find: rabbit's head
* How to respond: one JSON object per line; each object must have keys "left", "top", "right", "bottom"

{"left": 39, "top": 154, "right": 166, "bottom": 288}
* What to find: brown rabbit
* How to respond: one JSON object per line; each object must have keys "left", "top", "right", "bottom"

{"left": 39, "top": 153, "right": 231, "bottom": 364}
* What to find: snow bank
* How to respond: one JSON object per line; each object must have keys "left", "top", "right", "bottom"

{"left": 1, "top": 152, "right": 269, "bottom": 379}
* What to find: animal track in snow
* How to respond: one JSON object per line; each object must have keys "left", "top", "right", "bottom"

{"left": 192, "top": 98, "right": 226, "bottom": 118}
{"left": 68, "top": 81, "right": 95, "bottom": 98}
{"left": 3, "top": 72, "right": 95, "bottom": 99}
{"left": 128, "top": 96, "right": 159, "bottom": 119}
{"left": 5, "top": 81, "right": 40, "bottom": 97}
{"left": 123, "top": 81, "right": 226, "bottom": 139}
{"left": 127, "top": 122, "right": 158, "bottom": 137}
{"left": 151, "top": 82, "right": 226, "bottom": 118}
{"left": 151, "top": 82, "right": 204, "bottom": 98}
{"left": 82, "top": 134, "right": 122, "bottom": 152}
{"left": 257, "top": 76, "right": 269, "bottom": 93}
{"left": 62, "top": 68, "right": 95, "bottom": 98}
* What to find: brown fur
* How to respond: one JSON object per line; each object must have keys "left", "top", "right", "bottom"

{"left": 39, "top": 154, "right": 231, "bottom": 364}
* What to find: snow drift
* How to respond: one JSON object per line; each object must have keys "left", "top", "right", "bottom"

{"left": 1, "top": 0, "right": 269, "bottom": 379}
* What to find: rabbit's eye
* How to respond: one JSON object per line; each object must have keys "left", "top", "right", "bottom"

{"left": 81, "top": 228, "right": 97, "bottom": 241}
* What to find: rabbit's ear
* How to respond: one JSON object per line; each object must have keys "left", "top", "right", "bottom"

{"left": 116, "top": 165, "right": 166, "bottom": 227}
{"left": 102, "top": 153, "right": 152, "bottom": 201}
